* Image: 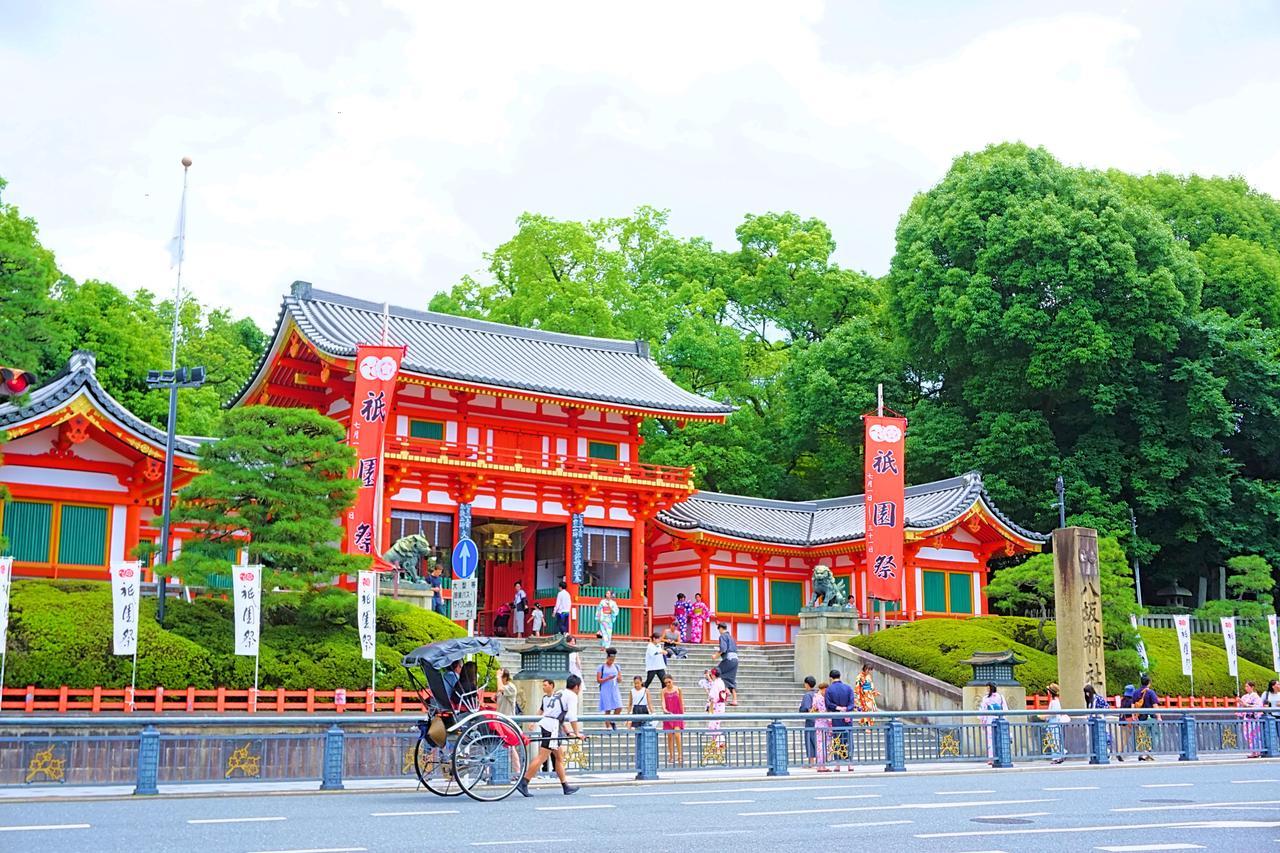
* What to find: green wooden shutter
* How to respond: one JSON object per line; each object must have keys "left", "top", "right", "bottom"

{"left": 58, "top": 505, "right": 108, "bottom": 566}
{"left": 587, "top": 441, "right": 618, "bottom": 461}
{"left": 716, "top": 576, "right": 752, "bottom": 614}
{"left": 409, "top": 420, "right": 445, "bottom": 440}
{"left": 770, "top": 580, "right": 803, "bottom": 616}
{"left": 948, "top": 572, "right": 974, "bottom": 614}
{"left": 3, "top": 501, "right": 53, "bottom": 562}
{"left": 922, "top": 570, "right": 947, "bottom": 613}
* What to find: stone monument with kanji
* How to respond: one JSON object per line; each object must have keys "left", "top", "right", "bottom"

{"left": 1052, "top": 526, "right": 1106, "bottom": 708}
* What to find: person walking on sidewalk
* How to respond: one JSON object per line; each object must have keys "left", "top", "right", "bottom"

{"left": 597, "top": 648, "right": 623, "bottom": 730}
{"left": 516, "top": 675, "right": 585, "bottom": 797}
{"left": 825, "top": 669, "right": 856, "bottom": 772}
{"left": 978, "top": 682, "right": 1007, "bottom": 766}
{"left": 1240, "top": 680, "right": 1264, "bottom": 758}
{"left": 716, "top": 623, "right": 740, "bottom": 706}
{"left": 799, "top": 676, "right": 818, "bottom": 766}
{"left": 644, "top": 631, "right": 669, "bottom": 689}
{"left": 1134, "top": 675, "right": 1160, "bottom": 761}
{"left": 661, "top": 676, "right": 685, "bottom": 765}
{"left": 554, "top": 581, "right": 572, "bottom": 635}
{"left": 1045, "top": 682, "right": 1069, "bottom": 764}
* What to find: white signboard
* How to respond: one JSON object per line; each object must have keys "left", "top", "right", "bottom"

{"left": 1130, "top": 613, "right": 1149, "bottom": 671}
{"left": 110, "top": 561, "right": 141, "bottom": 655}
{"left": 1221, "top": 616, "right": 1239, "bottom": 678}
{"left": 357, "top": 571, "right": 377, "bottom": 661}
{"left": 452, "top": 577, "right": 478, "bottom": 621}
{"left": 233, "top": 565, "right": 262, "bottom": 657}
{"left": 1268, "top": 614, "right": 1279, "bottom": 674}
{"left": 0, "top": 557, "right": 13, "bottom": 654}
{"left": 1173, "top": 614, "right": 1193, "bottom": 677}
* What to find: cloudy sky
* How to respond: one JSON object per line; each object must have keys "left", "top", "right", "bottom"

{"left": 2, "top": 0, "right": 1278, "bottom": 329}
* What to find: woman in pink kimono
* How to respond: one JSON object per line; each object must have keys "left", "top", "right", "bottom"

{"left": 690, "top": 593, "right": 713, "bottom": 644}
{"left": 1240, "top": 680, "right": 1264, "bottom": 757}
{"left": 812, "top": 682, "right": 832, "bottom": 771}
{"left": 699, "top": 668, "right": 729, "bottom": 742}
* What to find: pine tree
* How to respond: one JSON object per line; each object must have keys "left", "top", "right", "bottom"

{"left": 171, "top": 406, "right": 368, "bottom": 580}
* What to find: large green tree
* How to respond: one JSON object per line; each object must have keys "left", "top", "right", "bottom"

{"left": 0, "top": 177, "right": 67, "bottom": 376}
{"left": 169, "top": 407, "right": 367, "bottom": 580}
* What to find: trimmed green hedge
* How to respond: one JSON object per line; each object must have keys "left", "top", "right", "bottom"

{"left": 849, "top": 616, "right": 1274, "bottom": 697}
{"left": 3, "top": 580, "right": 469, "bottom": 690}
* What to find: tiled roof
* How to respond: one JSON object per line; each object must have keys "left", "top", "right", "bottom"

{"left": 229, "top": 282, "right": 734, "bottom": 416}
{"left": 657, "top": 471, "right": 1048, "bottom": 546}
{"left": 0, "top": 351, "right": 202, "bottom": 457}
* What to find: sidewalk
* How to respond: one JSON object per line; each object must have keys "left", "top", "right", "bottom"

{"left": 0, "top": 755, "right": 1272, "bottom": 802}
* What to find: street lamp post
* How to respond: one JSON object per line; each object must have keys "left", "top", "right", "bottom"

{"left": 1130, "top": 507, "right": 1144, "bottom": 608}
{"left": 146, "top": 366, "right": 205, "bottom": 624}
{"left": 1054, "top": 475, "right": 1066, "bottom": 529}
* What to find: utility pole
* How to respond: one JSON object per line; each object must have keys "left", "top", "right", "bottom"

{"left": 1130, "top": 508, "right": 1144, "bottom": 608}
{"left": 1054, "top": 475, "right": 1066, "bottom": 529}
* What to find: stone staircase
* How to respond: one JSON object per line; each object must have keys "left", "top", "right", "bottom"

{"left": 500, "top": 638, "right": 803, "bottom": 718}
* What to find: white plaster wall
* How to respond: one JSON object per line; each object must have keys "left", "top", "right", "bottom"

{"left": 607, "top": 507, "right": 634, "bottom": 522}
{"left": 4, "top": 431, "right": 54, "bottom": 453}
{"left": 473, "top": 494, "right": 497, "bottom": 510}
{"left": 653, "top": 576, "right": 700, "bottom": 616}
{"left": 584, "top": 505, "right": 605, "bottom": 519}
{"left": 427, "top": 490, "right": 455, "bottom": 506}
{"left": 110, "top": 505, "right": 127, "bottom": 562}
{"left": 952, "top": 527, "right": 981, "bottom": 545}
{"left": 0, "top": 467, "right": 126, "bottom": 492}
{"left": 916, "top": 546, "right": 978, "bottom": 563}
{"left": 390, "top": 487, "right": 423, "bottom": 502}
{"left": 395, "top": 415, "right": 408, "bottom": 437}
{"left": 542, "top": 501, "right": 568, "bottom": 517}
{"left": 765, "top": 624, "right": 787, "bottom": 643}
{"left": 505, "top": 399, "right": 537, "bottom": 414}
{"left": 737, "top": 623, "right": 759, "bottom": 642}
{"left": 399, "top": 384, "right": 426, "bottom": 399}
{"left": 429, "top": 387, "right": 452, "bottom": 402}
{"left": 502, "top": 497, "right": 538, "bottom": 514}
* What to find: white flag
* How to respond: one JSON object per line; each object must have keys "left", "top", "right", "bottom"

{"left": 1130, "top": 613, "right": 1149, "bottom": 671}
{"left": 1174, "top": 614, "right": 1193, "bottom": 677}
{"left": 1221, "top": 616, "right": 1238, "bottom": 678}
{"left": 1268, "top": 614, "right": 1279, "bottom": 674}
{"left": 358, "top": 571, "right": 377, "bottom": 661}
{"left": 233, "top": 565, "right": 262, "bottom": 657}
{"left": 110, "top": 561, "right": 141, "bottom": 655}
{"left": 0, "top": 557, "right": 13, "bottom": 655}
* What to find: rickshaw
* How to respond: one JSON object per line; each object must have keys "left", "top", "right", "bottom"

{"left": 402, "top": 636, "right": 527, "bottom": 802}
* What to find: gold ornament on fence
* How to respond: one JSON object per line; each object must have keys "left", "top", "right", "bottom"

{"left": 1041, "top": 730, "right": 1057, "bottom": 755}
{"left": 26, "top": 746, "right": 66, "bottom": 783}
{"left": 225, "top": 743, "right": 261, "bottom": 778}
{"left": 1135, "top": 727, "right": 1153, "bottom": 753}
{"left": 829, "top": 736, "right": 849, "bottom": 761}
{"left": 939, "top": 730, "right": 961, "bottom": 757}
{"left": 1221, "top": 727, "right": 1238, "bottom": 749}
{"left": 701, "top": 736, "right": 727, "bottom": 765}
{"left": 562, "top": 739, "right": 589, "bottom": 770}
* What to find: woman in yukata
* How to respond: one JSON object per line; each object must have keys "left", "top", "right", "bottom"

{"left": 690, "top": 592, "right": 713, "bottom": 644}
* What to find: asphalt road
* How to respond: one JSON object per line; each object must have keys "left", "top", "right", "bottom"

{"left": 2, "top": 760, "right": 1278, "bottom": 852}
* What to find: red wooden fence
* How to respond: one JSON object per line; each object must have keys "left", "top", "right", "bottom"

{"left": 0, "top": 686, "right": 495, "bottom": 715}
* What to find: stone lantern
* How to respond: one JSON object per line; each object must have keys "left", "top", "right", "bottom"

{"left": 960, "top": 650, "right": 1027, "bottom": 724}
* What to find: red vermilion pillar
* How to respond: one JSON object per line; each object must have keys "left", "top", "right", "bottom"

{"left": 630, "top": 517, "right": 646, "bottom": 638}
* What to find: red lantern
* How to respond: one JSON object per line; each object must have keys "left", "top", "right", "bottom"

{"left": 0, "top": 367, "right": 37, "bottom": 397}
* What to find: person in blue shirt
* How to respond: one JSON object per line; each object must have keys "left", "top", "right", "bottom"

{"left": 427, "top": 564, "right": 444, "bottom": 614}
{"left": 824, "top": 669, "right": 856, "bottom": 771}
{"left": 798, "top": 676, "right": 818, "bottom": 766}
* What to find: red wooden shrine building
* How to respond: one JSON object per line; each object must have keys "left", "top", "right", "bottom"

{"left": 1, "top": 283, "right": 1047, "bottom": 642}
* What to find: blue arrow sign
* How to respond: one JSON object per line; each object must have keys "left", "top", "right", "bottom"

{"left": 452, "top": 538, "right": 479, "bottom": 580}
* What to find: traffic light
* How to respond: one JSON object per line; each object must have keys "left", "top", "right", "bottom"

{"left": 0, "top": 367, "right": 37, "bottom": 398}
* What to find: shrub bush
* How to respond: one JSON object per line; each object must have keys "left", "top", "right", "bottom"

{"left": 3, "top": 580, "right": 470, "bottom": 690}
{"left": 849, "top": 615, "right": 1272, "bottom": 697}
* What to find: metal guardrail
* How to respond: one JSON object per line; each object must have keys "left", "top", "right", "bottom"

{"left": 0, "top": 708, "right": 1275, "bottom": 793}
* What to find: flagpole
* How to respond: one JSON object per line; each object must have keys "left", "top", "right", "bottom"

{"left": 170, "top": 157, "right": 191, "bottom": 370}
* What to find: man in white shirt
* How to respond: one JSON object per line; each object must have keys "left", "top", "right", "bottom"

{"left": 516, "top": 674, "right": 584, "bottom": 797}
{"left": 554, "top": 581, "right": 572, "bottom": 635}
{"left": 644, "top": 631, "right": 669, "bottom": 689}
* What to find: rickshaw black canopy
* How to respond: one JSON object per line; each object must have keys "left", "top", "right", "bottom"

{"left": 402, "top": 636, "right": 504, "bottom": 671}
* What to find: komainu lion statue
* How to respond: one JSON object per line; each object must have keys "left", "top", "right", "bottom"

{"left": 381, "top": 534, "right": 434, "bottom": 582}
{"left": 809, "top": 564, "right": 848, "bottom": 608}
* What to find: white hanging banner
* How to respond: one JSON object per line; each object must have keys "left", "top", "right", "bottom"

{"left": 233, "top": 565, "right": 263, "bottom": 656}
{"left": 1173, "top": 614, "right": 1193, "bottom": 677}
{"left": 1129, "top": 613, "right": 1149, "bottom": 671}
{"left": 110, "top": 561, "right": 141, "bottom": 655}
{"left": 1220, "top": 616, "right": 1239, "bottom": 678}
{"left": 0, "top": 557, "right": 13, "bottom": 654}
{"left": 358, "top": 570, "right": 376, "bottom": 661}
{"left": 1266, "top": 613, "right": 1280, "bottom": 674}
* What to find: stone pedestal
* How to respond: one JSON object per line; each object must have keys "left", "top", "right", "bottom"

{"left": 795, "top": 608, "right": 862, "bottom": 683}
{"left": 1053, "top": 527, "right": 1106, "bottom": 710}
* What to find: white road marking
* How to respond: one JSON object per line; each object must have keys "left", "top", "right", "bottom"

{"left": 813, "top": 794, "right": 883, "bottom": 801}
{"left": 1141, "top": 783, "right": 1193, "bottom": 789}
{"left": 248, "top": 848, "right": 368, "bottom": 853}
{"left": 829, "top": 820, "right": 914, "bottom": 828}
{"left": 916, "top": 819, "right": 1280, "bottom": 839}
{"left": 1045, "top": 785, "right": 1100, "bottom": 791}
{"left": 975, "top": 812, "right": 1049, "bottom": 819}
{"left": 471, "top": 840, "right": 572, "bottom": 847}
{"left": 533, "top": 804, "right": 615, "bottom": 812}
{"left": 1114, "top": 800, "right": 1280, "bottom": 813}
{"left": 740, "top": 798, "right": 1055, "bottom": 816}
{"left": 663, "top": 830, "right": 752, "bottom": 837}
{"left": 936, "top": 789, "right": 997, "bottom": 795}
{"left": 590, "top": 783, "right": 879, "bottom": 798}
{"left": 680, "top": 799, "right": 755, "bottom": 805}
{"left": 187, "top": 817, "right": 286, "bottom": 825}
{"left": 1095, "top": 840, "right": 1203, "bottom": 845}
{"left": 1231, "top": 779, "right": 1280, "bottom": 784}
{"left": 370, "top": 810, "right": 460, "bottom": 817}
{"left": 0, "top": 824, "right": 91, "bottom": 833}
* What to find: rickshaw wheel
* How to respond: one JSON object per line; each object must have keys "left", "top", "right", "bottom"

{"left": 453, "top": 716, "right": 527, "bottom": 802}
{"left": 414, "top": 734, "right": 463, "bottom": 797}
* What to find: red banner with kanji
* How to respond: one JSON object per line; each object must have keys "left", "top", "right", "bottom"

{"left": 345, "top": 344, "right": 404, "bottom": 561}
{"left": 863, "top": 414, "right": 907, "bottom": 602}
